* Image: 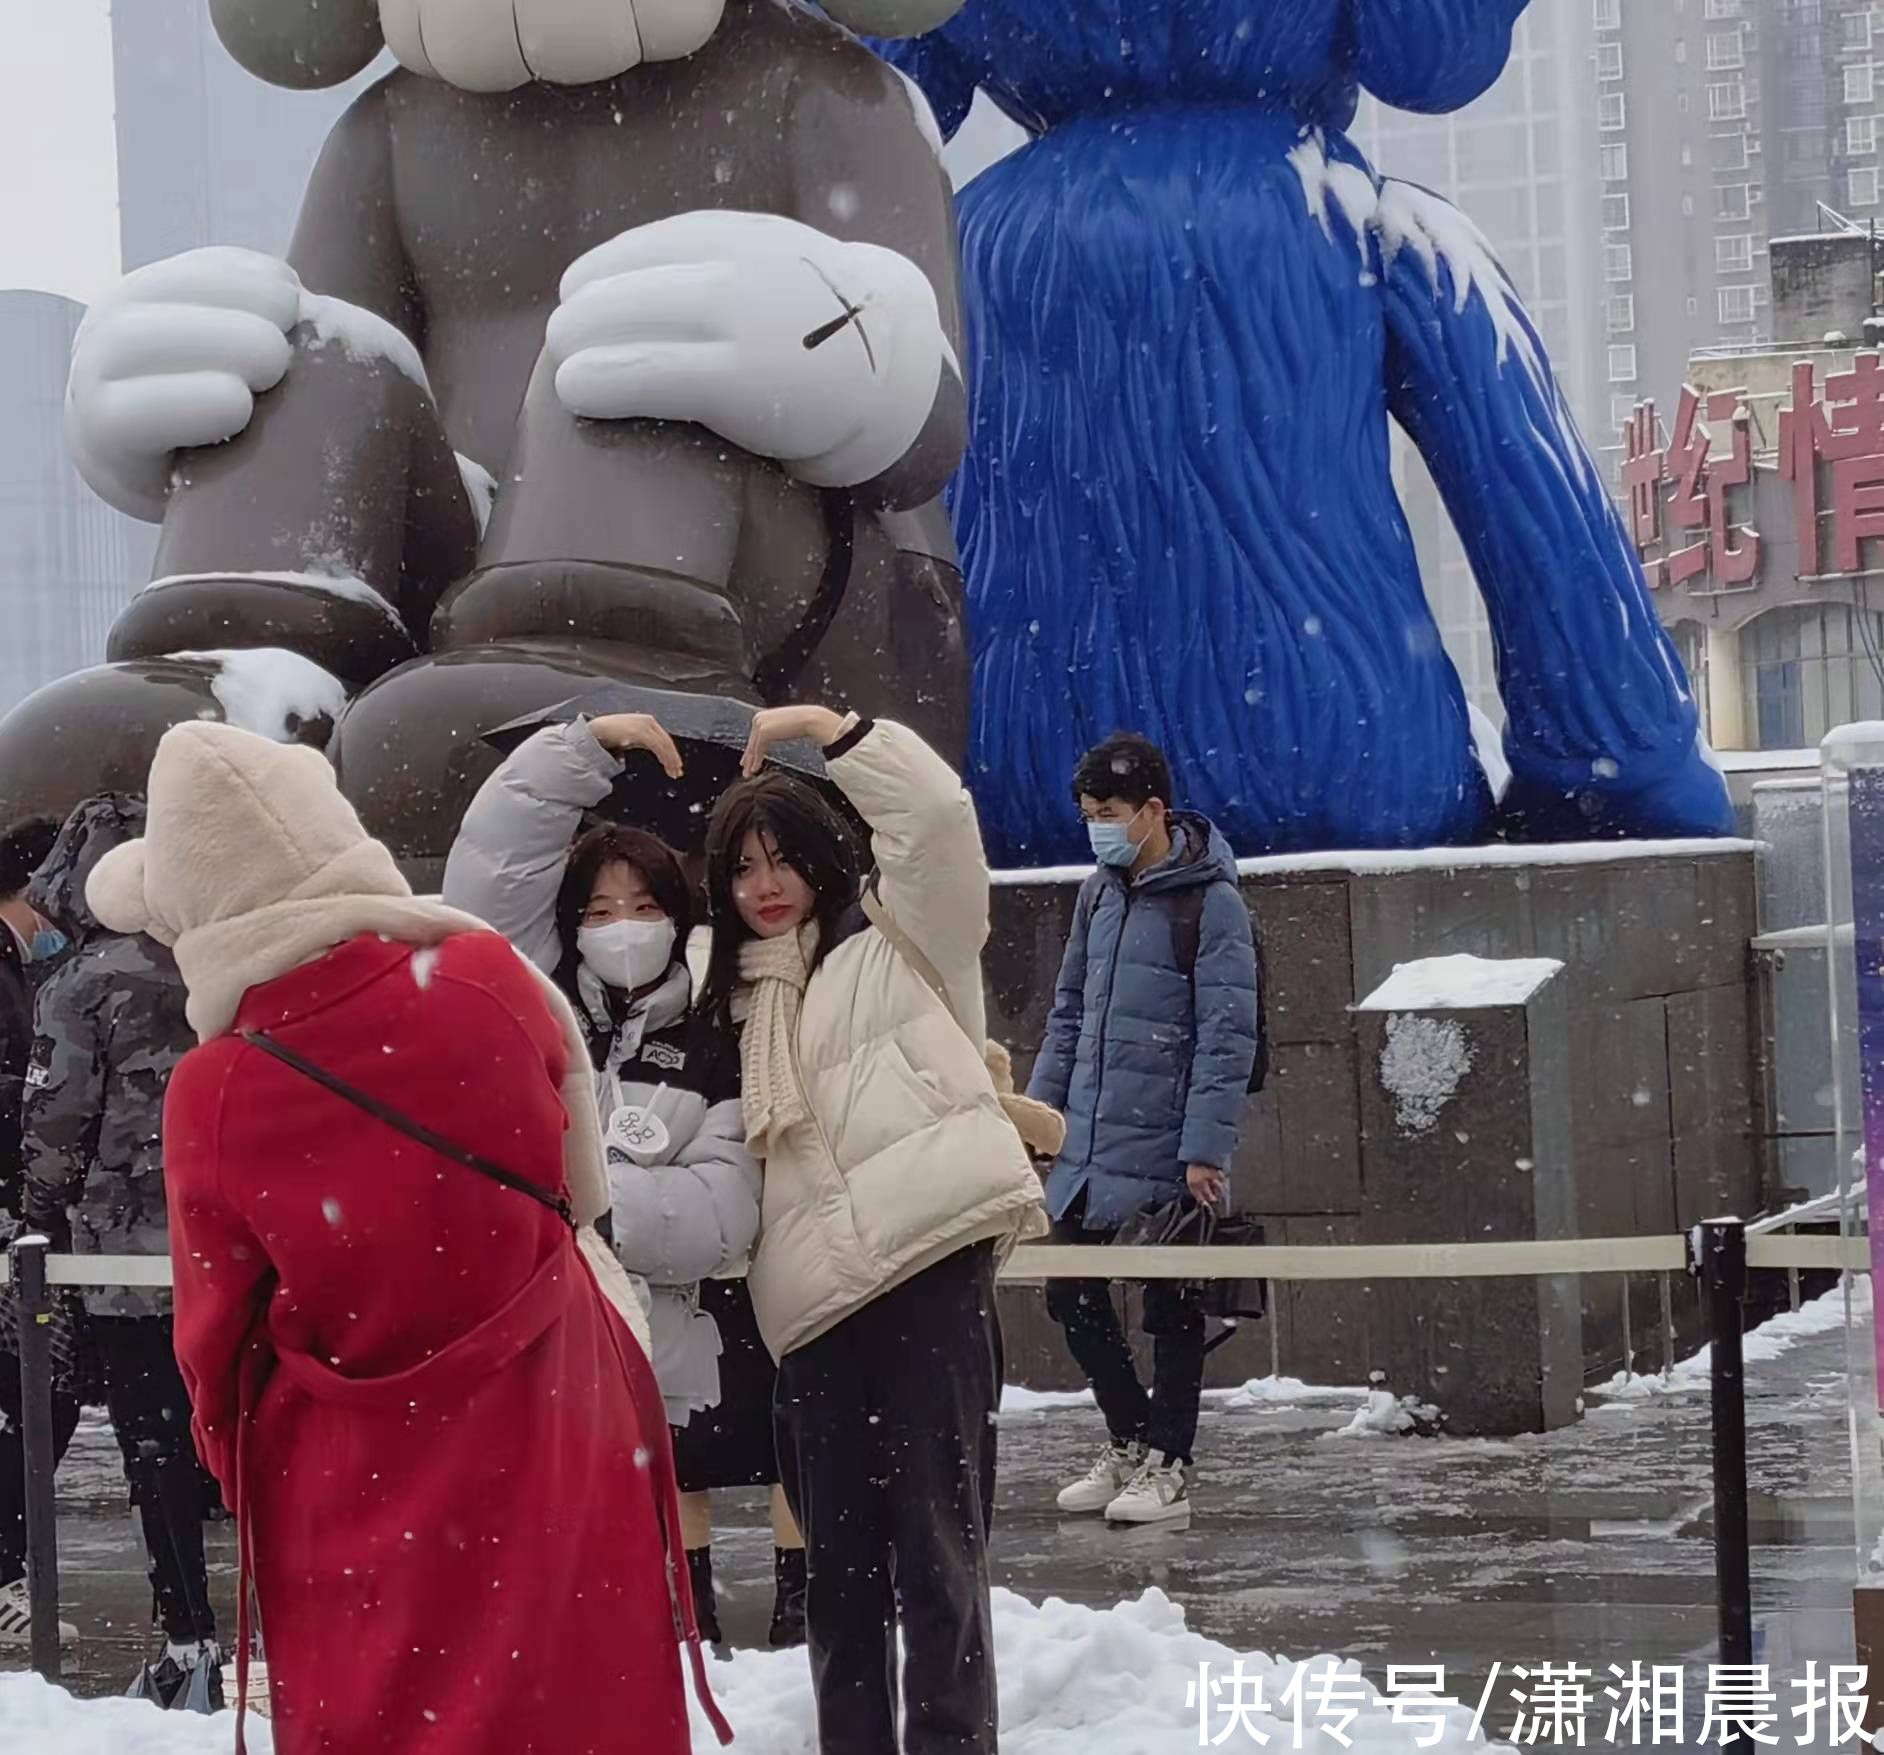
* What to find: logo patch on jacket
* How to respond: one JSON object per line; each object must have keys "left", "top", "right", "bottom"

{"left": 24, "top": 1047, "right": 49, "bottom": 1090}
{"left": 641, "top": 1041, "right": 687, "bottom": 1073}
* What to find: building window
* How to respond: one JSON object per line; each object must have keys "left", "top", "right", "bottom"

{"left": 1611, "top": 393, "right": 1640, "bottom": 435}
{"left": 1852, "top": 116, "right": 1880, "bottom": 156}
{"left": 1741, "top": 605, "right": 1884, "bottom": 751}
{"left": 1854, "top": 165, "right": 1883, "bottom": 206}
{"left": 1703, "top": 0, "right": 1741, "bottom": 16}
{"left": 1847, "top": 11, "right": 1875, "bottom": 52}
{"left": 1716, "top": 234, "right": 1754, "bottom": 272}
{"left": 1601, "top": 142, "right": 1630, "bottom": 181}
{"left": 1719, "top": 285, "right": 1757, "bottom": 324}
{"left": 1706, "top": 30, "right": 1744, "bottom": 70}
{"left": 1606, "top": 243, "right": 1635, "bottom": 282}
{"left": 1607, "top": 294, "right": 1636, "bottom": 334}
{"left": 1608, "top": 344, "right": 1638, "bottom": 383}
{"left": 1847, "top": 64, "right": 1877, "bottom": 106}
{"left": 1716, "top": 182, "right": 1753, "bottom": 220}
{"left": 1708, "top": 82, "right": 1748, "bottom": 121}
{"left": 1600, "top": 92, "right": 1627, "bottom": 130}
{"left": 1714, "top": 131, "right": 1750, "bottom": 170}
{"left": 1594, "top": 0, "right": 1621, "bottom": 26}
{"left": 1603, "top": 193, "right": 1632, "bottom": 230}
{"left": 1597, "top": 40, "right": 1624, "bottom": 80}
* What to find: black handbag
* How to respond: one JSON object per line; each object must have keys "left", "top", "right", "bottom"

{"left": 1112, "top": 1196, "right": 1266, "bottom": 1354}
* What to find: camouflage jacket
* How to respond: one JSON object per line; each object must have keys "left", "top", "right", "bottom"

{"left": 21, "top": 795, "right": 185, "bottom": 1319}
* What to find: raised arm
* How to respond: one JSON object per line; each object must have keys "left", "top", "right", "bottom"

{"left": 444, "top": 718, "right": 681, "bottom": 972}
{"left": 1376, "top": 178, "right": 1732, "bottom": 839}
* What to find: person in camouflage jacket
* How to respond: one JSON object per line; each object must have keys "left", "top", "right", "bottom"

{"left": 24, "top": 796, "right": 189, "bottom": 1319}
{"left": 20, "top": 795, "right": 221, "bottom": 1682}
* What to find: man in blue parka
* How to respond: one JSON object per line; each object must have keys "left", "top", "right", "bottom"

{"left": 1028, "top": 734, "right": 1260, "bottom": 1529}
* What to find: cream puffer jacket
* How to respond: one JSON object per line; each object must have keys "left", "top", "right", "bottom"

{"left": 747, "top": 719, "right": 1048, "bottom": 1359}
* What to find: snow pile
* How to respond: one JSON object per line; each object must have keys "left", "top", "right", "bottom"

{"left": 1001, "top": 1384, "right": 1096, "bottom": 1412}
{"left": 455, "top": 453, "right": 499, "bottom": 537}
{"left": 693, "top": 1588, "right": 1510, "bottom": 1753}
{"left": 5, "top": 1592, "right": 1510, "bottom": 1753}
{"left": 1376, "top": 1014, "right": 1473, "bottom": 1136}
{"left": 298, "top": 292, "right": 430, "bottom": 392}
{"left": 1594, "top": 1280, "right": 1863, "bottom": 1399}
{"left": 1360, "top": 954, "right": 1563, "bottom": 1013}
{"left": 141, "top": 569, "right": 403, "bottom": 630}
{"left": 1324, "top": 1389, "right": 1442, "bottom": 1441}
{"left": 1217, "top": 1374, "right": 1370, "bottom": 1410}
{"left": 0, "top": 1673, "right": 266, "bottom": 1754}
{"left": 169, "top": 649, "right": 345, "bottom": 743}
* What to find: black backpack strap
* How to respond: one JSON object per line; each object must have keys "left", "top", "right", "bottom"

{"left": 240, "top": 1031, "right": 575, "bottom": 1230}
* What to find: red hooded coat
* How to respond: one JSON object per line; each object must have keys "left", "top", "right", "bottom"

{"left": 164, "top": 927, "right": 717, "bottom": 1752}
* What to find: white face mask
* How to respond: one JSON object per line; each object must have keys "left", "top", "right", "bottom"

{"left": 578, "top": 917, "right": 677, "bottom": 993}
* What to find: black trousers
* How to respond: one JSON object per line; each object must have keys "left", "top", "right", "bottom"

{"left": 92, "top": 1317, "right": 218, "bottom": 1644}
{"left": 0, "top": 1355, "right": 79, "bottom": 1587}
{"left": 775, "top": 1244, "right": 1003, "bottom": 1755}
{"left": 1045, "top": 1199, "right": 1207, "bottom": 1464}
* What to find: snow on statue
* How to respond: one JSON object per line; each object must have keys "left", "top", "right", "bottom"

{"left": 878, "top": 0, "right": 1736, "bottom": 862}
{"left": 0, "top": 0, "right": 970, "bottom": 873}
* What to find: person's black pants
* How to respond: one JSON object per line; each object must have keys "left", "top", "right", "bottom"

{"left": 92, "top": 1317, "right": 218, "bottom": 1645}
{"left": 0, "top": 1354, "right": 79, "bottom": 1587}
{"left": 775, "top": 1243, "right": 1002, "bottom": 1755}
{"left": 1045, "top": 1198, "right": 1206, "bottom": 1464}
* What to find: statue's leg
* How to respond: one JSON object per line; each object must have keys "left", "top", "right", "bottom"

{"left": 112, "top": 324, "right": 475, "bottom": 689}
{"left": 0, "top": 325, "right": 475, "bottom": 829}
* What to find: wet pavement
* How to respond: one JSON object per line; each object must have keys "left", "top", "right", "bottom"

{"left": 10, "top": 1294, "right": 1872, "bottom": 1749}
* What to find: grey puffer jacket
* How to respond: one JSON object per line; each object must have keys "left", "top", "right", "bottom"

{"left": 22, "top": 795, "right": 189, "bottom": 1318}
{"left": 444, "top": 722, "right": 761, "bottom": 1425}
{"left": 1030, "top": 814, "right": 1260, "bottom": 1230}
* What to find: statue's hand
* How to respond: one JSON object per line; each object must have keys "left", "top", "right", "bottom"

{"left": 66, "top": 248, "right": 304, "bottom": 522}
{"left": 548, "top": 211, "right": 950, "bottom": 489}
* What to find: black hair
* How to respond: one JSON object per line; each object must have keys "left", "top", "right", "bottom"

{"left": 0, "top": 816, "right": 59, "bottom": 902}
{"left": 697, "top": 773, "right": 861, "bottom": 1034}
{"left": 554, "top": 823, "right": 694, "bottom": 1060}
{"left": 1073, "top": 733, "right": 1175, "bottom": 811}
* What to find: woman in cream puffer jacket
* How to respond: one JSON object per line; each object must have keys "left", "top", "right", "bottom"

{"left": 696, "top": 705, "right": 1047, "bottom": 1755}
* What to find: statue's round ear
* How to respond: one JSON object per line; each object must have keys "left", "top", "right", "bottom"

{"left": 821, "top": 0, "right": 966, "bottom": 38}
{"left": 1348, "top": 0, "right": 1526, "bottom": 115}
{"left": 209, "top": 0, "right": 385, "bottom": 91}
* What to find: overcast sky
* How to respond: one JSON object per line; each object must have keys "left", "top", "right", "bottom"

{"left": 0, "top": 0, "right": 121, "bottom": 303}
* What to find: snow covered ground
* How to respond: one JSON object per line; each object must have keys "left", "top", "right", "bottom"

{"left": 3, "top": 1588, "right": 1514, "bottom": 1754}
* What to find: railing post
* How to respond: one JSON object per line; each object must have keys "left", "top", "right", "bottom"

{"left": 1691, "top": 1216, "right": 1752, "bottom": 1744}
{"left": 7, "top": 1232, "right": 62, "bottom": 1682}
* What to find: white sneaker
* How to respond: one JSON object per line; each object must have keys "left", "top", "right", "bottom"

{"left": 1105, "top": 1452, "right": 1193, "bottom": 1528}
{"left": 1056, "top": 1439, "right": 1147, "bottom": 1513}
{"left": 0, "top": 1577, "right": 77, "bottom": 1647}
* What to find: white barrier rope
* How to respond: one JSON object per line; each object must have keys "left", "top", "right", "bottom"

{"left": 2, "top": 1232, "right": 1868, "bottom": 1288}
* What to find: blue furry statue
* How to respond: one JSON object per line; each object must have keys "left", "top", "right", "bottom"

{"left": 879, "top": 0, "right": 1734, "bottom": 863}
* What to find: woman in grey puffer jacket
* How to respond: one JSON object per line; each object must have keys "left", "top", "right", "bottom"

{"left": 443, "top": 712, "right": 802, "bottom": 1648}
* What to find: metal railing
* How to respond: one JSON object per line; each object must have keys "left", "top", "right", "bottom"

{"left": 4, "top": 1224, "right": 1869, "bottom": 1751}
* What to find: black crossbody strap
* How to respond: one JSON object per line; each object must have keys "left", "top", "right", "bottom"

{"left": 240, "top": 1031, "right": 575, "bottom": 1230}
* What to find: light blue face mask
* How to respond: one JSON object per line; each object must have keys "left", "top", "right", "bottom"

{"left": 1087, "top": 815, "right": 1142, "bottom": 869}
{"left": 30, "top": 928, "right": 67, "bottom": 962}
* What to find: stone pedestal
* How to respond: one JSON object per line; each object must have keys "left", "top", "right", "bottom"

{"left": 987, "top": 841, "right": 1764, "bottom": 1416}
{"left": 1353, "top": 955, "right": 1580, "bottom": 1436}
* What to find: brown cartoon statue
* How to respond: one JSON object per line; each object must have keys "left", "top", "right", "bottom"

{"left": 7, "top": 0, "right": 967, "bottom": 880}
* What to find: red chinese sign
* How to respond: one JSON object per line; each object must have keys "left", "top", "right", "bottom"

{"left": 1628, "top": 351, "right": 1884, "bottom": 597}
{"left": 1624, "top": 387, "right": 1761, "bottom": 592}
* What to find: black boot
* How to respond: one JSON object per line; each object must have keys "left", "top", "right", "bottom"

{"left": 686, "top": 1547, "right": 723, "bottom": 1648}
{"left": 768, "top": 1546, "right": 807, "bottom": 1650}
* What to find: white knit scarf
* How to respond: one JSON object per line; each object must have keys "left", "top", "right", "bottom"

{"left": 736, "top": 925, "right": 819, "bottom": 1153}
